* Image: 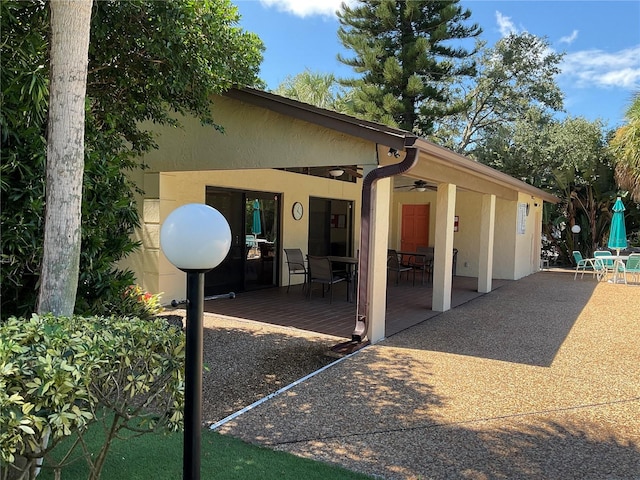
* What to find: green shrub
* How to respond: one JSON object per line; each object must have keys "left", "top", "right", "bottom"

{"left": 75, "top": 283, "right": 165, "bottom": 322}
{"left": 0, "top": 314, "right": 185, "bottom": 480}
{"left": 113, "top": 284, "right": 164, "bottom": 321}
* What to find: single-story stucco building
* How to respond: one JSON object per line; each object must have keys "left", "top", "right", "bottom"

{"left": 122, "top": 88, "right": 558, "bottom": 344}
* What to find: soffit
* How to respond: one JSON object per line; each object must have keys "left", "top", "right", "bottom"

{"left": 381, "top": 141, "right": 558, "bottom": 203}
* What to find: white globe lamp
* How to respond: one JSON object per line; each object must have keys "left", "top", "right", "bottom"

{"left": 160, "top": 203, "right": 231, "bottom": 272}
{"left": 160, "top": 203, "right": 231, "bottom": 480}
{"left": 571, "top": 224, "right": 581, "bottom": 253}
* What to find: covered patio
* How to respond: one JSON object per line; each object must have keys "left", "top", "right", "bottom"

{"left": 200, "top": 276, "right": 509, "bottom": 340}
{"left": 134, "top": 87, "right": 556, "bottom": 345}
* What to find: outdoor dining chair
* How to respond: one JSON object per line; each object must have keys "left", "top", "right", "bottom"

{"left": 410, "top": 246, "right": 434, "bottom": 285}
{"left": 593, "top": 250, "right": 616, "bottom": 282}
{"left": 622, "top": 253, "right": 640, "bottom": 285}
{"left": 387, "top": 249, "right": 413, "bottom": 285}
{"left": 284, "top": 248, "right": 307, "bottom": 293}
{"left": 591, "top": 258, "right": 609, "bottom": 282}
{"left": 572, "top": 251, "right": 597, "bottom": 280}
{"left": 307, "top": 255, "right": 346, "bottom": 303}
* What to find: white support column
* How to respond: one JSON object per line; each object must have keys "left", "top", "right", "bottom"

{"left": 366, "top": 177, "right": 391, "bottom": 344}
{"left": 478, "top": 194, "right": 496, "bottom": 293}
{"left": 534, "top": 206, "right": 543, "bottom": 271}
{"left": 433, "top": 183, "right": 456, "bottom": 312}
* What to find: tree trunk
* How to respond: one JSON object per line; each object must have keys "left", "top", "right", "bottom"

{"left": 37, "top": 0, "right": 93, "bottom": 316}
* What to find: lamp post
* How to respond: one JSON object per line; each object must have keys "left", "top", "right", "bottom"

{"left": 571, "top": 224, "right": 581, "bottom": 251}
{"left": 160, "top": 204, "right": 231, "bottom": 480}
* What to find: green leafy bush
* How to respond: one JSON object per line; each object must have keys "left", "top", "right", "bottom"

{"left": 1, "top": 0, "right": 264, "bottom": 321}
{"left": 0, "top": 314, "right": 185, "bottom": 480}
{"left": 100, "top": 284, "right": 165, "bottom": 321}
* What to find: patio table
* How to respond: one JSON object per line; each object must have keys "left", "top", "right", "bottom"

{"left": 610, "top": 255, "right": 629, "bottom": 284}
{"left": 328, "top": 256, "right": 358, "bottom": 302}
{"left": 397, "top": 250, "right": 433, "bottom": 285}
{"left": 397, "top": 251, "right": 432, "bottom": 263}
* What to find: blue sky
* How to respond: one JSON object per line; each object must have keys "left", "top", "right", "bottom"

{"left": 235, "top": 0, "right": 640, "bottom": 130}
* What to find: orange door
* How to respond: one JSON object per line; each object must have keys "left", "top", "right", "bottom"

{"left": 401, "top": 204, "right": 429, "bottom": 251}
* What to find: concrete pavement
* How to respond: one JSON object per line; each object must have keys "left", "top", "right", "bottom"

{"left": 217, "top": 271, "right": 640, "bottom": 479}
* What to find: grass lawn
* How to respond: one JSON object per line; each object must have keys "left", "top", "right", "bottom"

{"left": 38, "top": 423, "right": 373, "bottom": 480}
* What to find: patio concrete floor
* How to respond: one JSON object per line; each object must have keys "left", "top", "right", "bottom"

{"left": 203, "top": 275, "right": 508, "bottom": 340}
{"left": 210, "top": 270, "right": 640, "bottom": 480}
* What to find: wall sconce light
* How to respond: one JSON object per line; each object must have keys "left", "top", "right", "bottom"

{"left": 329, "top": 168, "right": 344, "bottom": 177}
{"left": 387, "top": 148, "right": 400, "bottom": 158}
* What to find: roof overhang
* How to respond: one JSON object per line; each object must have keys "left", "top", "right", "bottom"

{"left": 225, "top": 87, "right": 558, "bottom": 204}
{"left": 225, "top": 87, "right": 417, "bottom": 151}
{"left": 412, "top": 139, "right": 559, "bottom": 203}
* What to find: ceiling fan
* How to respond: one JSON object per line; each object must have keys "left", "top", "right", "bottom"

{"left": 394, "top": 180, "right": 435, "bottom": 192}
{"left": 326, "top": 165, "right": 363, "bottom": 178}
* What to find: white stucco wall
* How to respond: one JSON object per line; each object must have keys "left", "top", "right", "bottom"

{"left": 122, "top": 168, "right": 362, "bottom": 304}
{"left": 388, "top": 189, "right": 545, "bottom": 281}
{"left": 143, "top": 95, "right": 377, "bottom": 172}
{"left": 514, "top": 192, "right": 544, "bottom": 279}
{"left": 450, "top": 191, "right": 482, "bottom": 278}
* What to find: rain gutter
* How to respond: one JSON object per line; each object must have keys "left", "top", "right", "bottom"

{"left": 351, "top": 146, "right": 420, "bottom": 343}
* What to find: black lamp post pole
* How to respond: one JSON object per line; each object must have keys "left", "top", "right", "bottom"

{"left": 183, "top": 269, "right": 207, "bottom": 480}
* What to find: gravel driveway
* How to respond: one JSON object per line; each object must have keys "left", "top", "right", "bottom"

{"left": 209, "top": 271, "right": 640, "bottom": 480}
{"left": 161, "top": 312, "right": 343, "bottom": 425}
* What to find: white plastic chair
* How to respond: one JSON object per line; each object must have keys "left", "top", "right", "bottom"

{"left": 622, "top": 253, "right": 640, "bottom": 285}
{"left": 572, "top": 251, "right": 596, "bottom": 280}
{"left": 593, "top": 251, "right": 616, "bottom": 282}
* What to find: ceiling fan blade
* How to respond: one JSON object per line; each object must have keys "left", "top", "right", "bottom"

{"left": 343, "top": 166, "right": 363, "bottom": 178}
{"left": 394, "top": 180, "right": 436, "bottom": 191}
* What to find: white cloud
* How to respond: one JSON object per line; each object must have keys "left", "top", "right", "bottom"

{"left": 495, "top": 11, "right": 518, "bottom": 36}
{"left": 258, "top": 0, "right": 355, "bottom": 18}
{"left": 559, "top": 29, "right": 579, "bottom": 45}
{"left": 561, "top": 45, "right": 640, "bottom": 89}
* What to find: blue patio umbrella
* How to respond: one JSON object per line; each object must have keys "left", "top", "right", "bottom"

{"left": 607, "top": 197, "right": 627, "bottom": 256}
{"left": 251, "top": 199, "right": 262, "bottom": 235}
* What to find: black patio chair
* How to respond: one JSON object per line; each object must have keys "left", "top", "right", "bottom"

{"left": 307, "top": 255, "right": 346, "bottom": 303}
{"left": 411, "top": 246, "right": 434, "bottom": 285}
{"left": 284, "top": 248, "right": 307, "bottom": 293}
{"left": 387, "top": 249, "right": 413, "bottom": 285}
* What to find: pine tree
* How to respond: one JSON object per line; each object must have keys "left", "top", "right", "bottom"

{"left": 337, "top": 0, "right": 481, "bottom": 135}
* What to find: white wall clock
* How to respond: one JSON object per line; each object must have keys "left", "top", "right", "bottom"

{"left": 292, "top": 201, "right": 303, "bottom": 220}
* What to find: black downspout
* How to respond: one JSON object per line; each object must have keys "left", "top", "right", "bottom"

{"left": 352, "top": 147, "right": 419, "bottom": 343}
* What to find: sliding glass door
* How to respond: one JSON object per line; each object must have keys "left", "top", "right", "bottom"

{"left": 205, "top": 187, "right": 280, "bottom": 295}
{"left": 308, "top": 197, "right": 354, "bottom": 256}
